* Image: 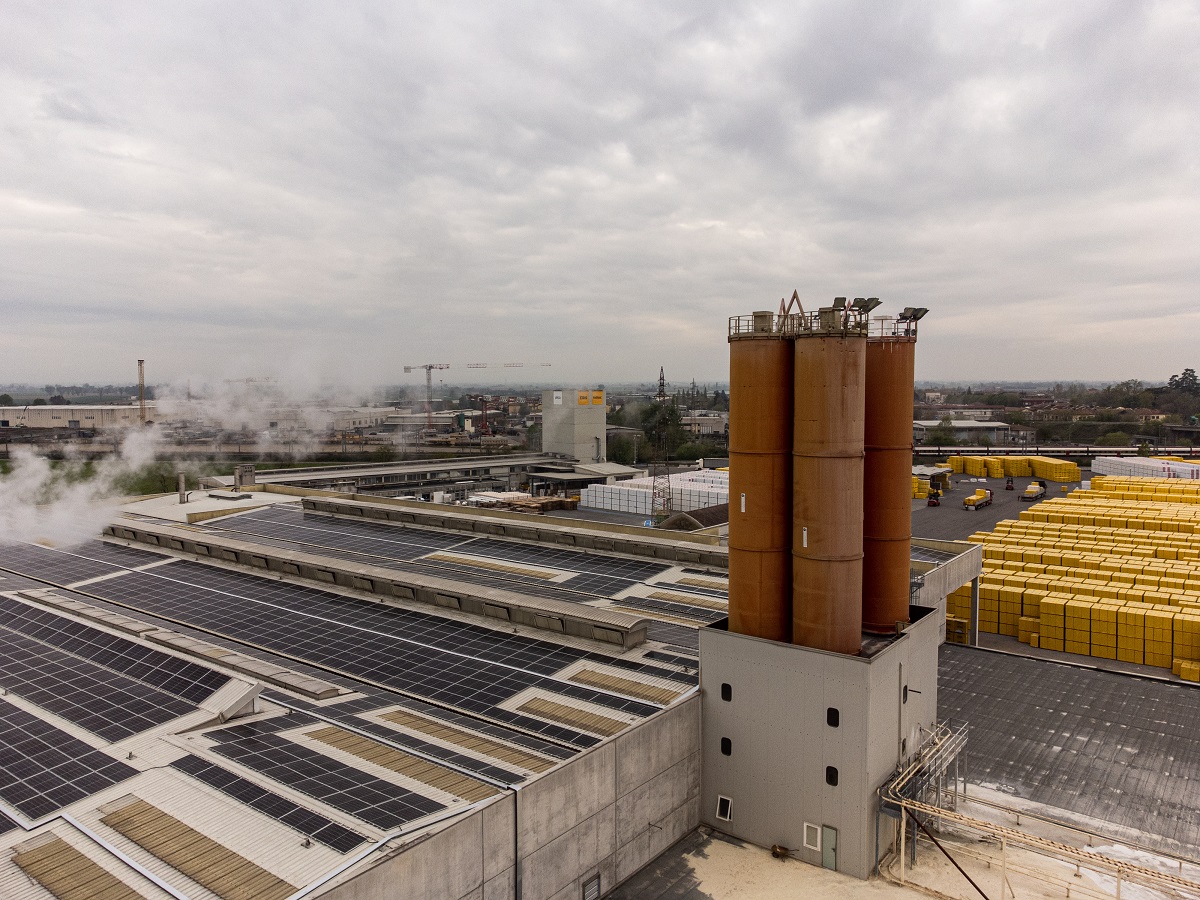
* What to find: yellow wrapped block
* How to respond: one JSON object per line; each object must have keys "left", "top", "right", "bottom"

{"left": 1182, "top": 661, "right": 1200, "bottom": 683}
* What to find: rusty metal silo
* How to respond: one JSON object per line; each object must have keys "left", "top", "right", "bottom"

{"left": 791, "top": 301, "right": 868, "bottom": 654}
{"left": 862, "top": 332, "right": 917, "bottom": 633}
{"left": 727, "top": 311, "right": 793, "bottom": 642}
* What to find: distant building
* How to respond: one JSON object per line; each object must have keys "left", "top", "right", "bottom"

{"left": 913, "top": 419, "right": 1011, "bottom": 445}
{"left": 680, "top": 410, "right": 728, "bottom": 436}
{"left": 542, "top": 389, "right": 607, "bottom": 462}
{"left": 0, "top": 403, "right": 149, "bottom": 429}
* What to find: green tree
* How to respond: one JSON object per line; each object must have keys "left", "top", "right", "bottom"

{"left": 31, "top": 398, "right": 47, "bottom": 406}
{"left": 1168, "top": 368, "right": 1199, "bottom": 394}
{"left": 0, "top": 394, "right": 13, "bottom": 406}
{"left": 923, "top": 416, "right": 957, "bottom": 446}
{"left": 1095, "top": 431, "right": 1131, "bottom": 447}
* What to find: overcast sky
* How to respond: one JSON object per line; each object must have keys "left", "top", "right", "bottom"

{"left": 2, "top": 1, "right": 1198, "bottom": 392}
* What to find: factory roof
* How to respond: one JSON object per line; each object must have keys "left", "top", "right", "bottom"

{"left": 0, "top": 490, "right": 722, "bottom": 897}
{"left": 0, "top": 485, "right": 981, "bottom": 897}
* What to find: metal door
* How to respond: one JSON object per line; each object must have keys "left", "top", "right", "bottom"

{"left": 821, "top": 826, "right": 837, "bottom": 871}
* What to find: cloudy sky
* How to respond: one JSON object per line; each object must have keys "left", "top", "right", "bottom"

{"left": 2, "top": 1, "right": 1198, "bottom": 391}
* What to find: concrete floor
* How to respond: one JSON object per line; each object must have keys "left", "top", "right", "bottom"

{"left": 608, "top": 828, "right": 916, "bottom": 899}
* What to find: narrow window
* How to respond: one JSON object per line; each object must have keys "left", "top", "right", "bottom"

{"left": 582, "top": 873, "right": 601, "bottom": 900}
{"left": 715, "top": 795, "right": 732, "bottom": 821}
{"left": 903, "top": 684, "right": 909, "bottom": 704}
{"left": 826, "top": 707, "right": 840, "bottom": 728}
{"left": 825, "top": 766, "right": 839, "bottom": 787}
{"left": 720, "top": 737, "right": 732, "bottom": 756}
{"left": 720, "top": 682, "right": 732, "bottom": 702}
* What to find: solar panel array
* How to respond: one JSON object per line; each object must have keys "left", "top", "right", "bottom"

{"left": 0, "top": 698, "right": 136, "bottom": 820}
{"left": 0, "top": 595, "right": 229, "bottom": 703}
{"left": 170, "top": 754, "right": 366, "bottom": 853}
{"left": 0, "top": 544, "right": 127, "bottom": 585}
{"left": 272, "top": 694, "right": 525, "bottom": 784}
{"left": 208, "top": 718, "right": 446, "bottom": 830}
{"left": 0, "top": 627, "right": 195, "bottom": 742}
{"left": 82, "top": 563, "right": 671, "bottom": 748}
{"left": 205, "top": 506, "right": 723, "bottom": 647}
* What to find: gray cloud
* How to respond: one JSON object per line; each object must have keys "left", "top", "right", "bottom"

{"left": 1, "top": 0, "right": 1197, "bottom": 388}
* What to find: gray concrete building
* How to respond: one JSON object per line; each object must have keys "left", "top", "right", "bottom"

{"left": 542, "top": 389, "right": 607, "bottom": 463}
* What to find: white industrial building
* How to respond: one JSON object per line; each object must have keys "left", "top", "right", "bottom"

{"left": 541, "top": 389, "right": 607, "bottom": 462}
{"left": 0, "top": 404, "right": 150, "bottom": 429}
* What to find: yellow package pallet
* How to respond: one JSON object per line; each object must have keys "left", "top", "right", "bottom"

{"left": 1064, "top": 599, "right": 1093, "bottom": 655}
{"left": 1182, "top": 661, "right": 1200, "bottom": 683}
{"left": 1145, "top": 609, "right": 1175, "bottom": 667}
{"left": 1002, "top": 457, "right": 1033, "bottom": 477}
{"left": 1017, "top": 616, "right": 1038, "bottom": 643}
{"left": 1089, "top": 603, "right": 1120, "bottom": 660}
{"left": 947, "top": 456, "right": 965, "bottom": 473}
{"left": 1174, "top": 613, "right": 1200, "bottom": 661}
{"left": 1039, "top": 595, "right": 1067, "bottom": 651}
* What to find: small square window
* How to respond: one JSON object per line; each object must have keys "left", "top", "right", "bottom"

{"left": 803, "top": 822, "right": 821, "bottom": 851}
{"left": 582, "top": 873, "right": 601, "bottom": 900}
{"left": 826, "top": 707, "right": 840, "bottom": 728}
{"left": 720, "top": 737, "right": 732, "bottom": 756}
{"left": 825, "top": 766, "right": 839, "bottom": 787}
{"left": 720, "top": 682, "right": 732, "bottom": 702}
{"left": 715, "top": 795, "right": 732, "bottom": 821}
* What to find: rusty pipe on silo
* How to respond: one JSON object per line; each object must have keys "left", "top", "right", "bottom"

{"left": 727, "top": 311, "right": 793, "bottom": 642}
{"left": 792, "top": 328, "right": 866, "bottom": 654}
{"left": 862, "top": 335, "right": 917, "bottom": 633}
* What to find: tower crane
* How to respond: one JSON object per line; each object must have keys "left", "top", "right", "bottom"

{"left": 403, "top": 362, "right": 551, "bottom": 431}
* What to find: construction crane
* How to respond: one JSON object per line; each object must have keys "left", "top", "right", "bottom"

{"left": 403, "top": 362, "right": 551, "bottom": 431}
{"left": 402, "top": 364, "right": 451, "bottom": 429}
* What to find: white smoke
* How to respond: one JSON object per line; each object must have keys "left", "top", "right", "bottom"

{"left": 153, "top": 375, "right": 398, "bottom": 460}
{"left": 0, "top": 425, "right": 164, "bottom": 548}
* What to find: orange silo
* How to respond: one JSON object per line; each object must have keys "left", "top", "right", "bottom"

{"left": 727, "top": 311, "right": 794, "bottom": 642}
{"left": 791, "top": 308, "right": 866, "bottom": 654}
{"left": 862, "top": 334, "right": 917, "bottom": 633}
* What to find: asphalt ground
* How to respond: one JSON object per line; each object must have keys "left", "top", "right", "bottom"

{"left": 911, "top": 473, "right": 1081, "bottom": 543}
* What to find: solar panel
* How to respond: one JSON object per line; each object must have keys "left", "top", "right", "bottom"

{"left": 0, "top": 595, "right": 229, "bottom": 703}
{"left": 0, "top": 698, "right": 137, "bottom": 820}
{"left": 0, "top": 544, "right": 126, "bottom": 585}
{"left": 616, "top": 596, "right": 728, "bottom": 625}
{"left": 265, "top": 695, "right": 525, "bottom": 784}
{"left": 641, "top": 651, "right": 700, "bottom": 673}
{"left": 208, "top": 720, "right": 446, "bottom": 830}
{"left": 205, "top": 507, "right": 672, "bottom": 602}
{"left": 0, "top": 810, "right": 16, "bottom": 836}
{"left": 170, "top": 754, "right": 366, "bottom": 854}
{"left": 0, "top": 625, "right": 196, "bottom": 742}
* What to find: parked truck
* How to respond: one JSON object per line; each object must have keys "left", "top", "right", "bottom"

{"left": 963, "top": 488, "right": 993, "bottom": 510}
{"left": 1021, "top": 480, "right": 1047, "bottom": 501}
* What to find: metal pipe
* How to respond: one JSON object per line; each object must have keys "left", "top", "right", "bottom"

{"left": 905, "top": 809, "right": 990, "bottom": 900}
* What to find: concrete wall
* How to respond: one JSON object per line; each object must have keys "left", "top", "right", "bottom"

{"left": 699, "top": 614, "right": 941, "bottom": 880}
{"left": 326, "top": 695, "right": 700, "bottom": 900}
